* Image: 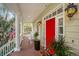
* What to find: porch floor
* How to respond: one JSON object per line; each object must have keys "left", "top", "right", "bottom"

{"left": 10, "top": 38, "right": 41, "bottom": 56}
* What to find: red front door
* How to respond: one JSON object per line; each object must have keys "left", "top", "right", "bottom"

{"left": 46, "top": 17, "right": 55, "bottom": 48}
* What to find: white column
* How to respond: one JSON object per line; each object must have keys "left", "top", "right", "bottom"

{"left": 20, "top": 17, "right": 23, "bottom": 44}
{"left": 15, "top": 14, "right": 20, "bottom": 51}
{"left": 31, "top": 23, "right": 34, "bottom": 39}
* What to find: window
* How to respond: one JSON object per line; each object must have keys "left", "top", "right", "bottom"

{"left": 59, "top": 27, "right": 63, "bottom": 34}
{"left": 44, "top": 17, "right": 46, "bottom": 20}
{"left": 58, "top": 35, "right": 63, "bottom": 40}
{"left": 59, "top": 18, "right": 63, "bottom": 26}
{"left": 24, "top": 26, "right": 32, "bottom": 34}
{"left": 57, "top": 7, "right": 63, "bottom": 14}
{"left": 52, "top": 11, "right": 56, "bottom": 16}
{"left": 58, "top": 17, "right": 63, "bottom": 40}
{"left": 23, "top": 23, "right": 32, "bottom": 34}
{"left": 49, "top": 14, "right": 52, "bottom": 18}
{"left": 46, "top": 16, "right": 48, "bottom": 19}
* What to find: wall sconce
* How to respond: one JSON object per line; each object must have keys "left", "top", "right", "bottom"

{"left": 38, "top": 21, "right": 42, "bottom": 25}
{"left": 65, "top": 3, "right": 78, "bottom": 18}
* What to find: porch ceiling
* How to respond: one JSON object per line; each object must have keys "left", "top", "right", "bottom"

{"left": 18, "top": 3, "right": 49, "bottom": 22}
{"left": 5, "top": 3, "right": 49, "bottom": 22}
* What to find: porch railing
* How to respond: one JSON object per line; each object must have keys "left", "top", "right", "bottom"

{"left": 0, "top": 39, "right": 16, "bottom": 56}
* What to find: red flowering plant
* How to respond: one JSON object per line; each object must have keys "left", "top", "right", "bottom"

{"left": 49, "top": 38, "right": 73, "bottom": 56}
{"left": 40, "top": 39, "right": 73, "bottom": 56}
{"left": 47, "top": 40, "right": 55, "bottom": 56}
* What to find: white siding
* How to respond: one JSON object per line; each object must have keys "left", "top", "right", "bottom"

{"left": 65, "top": 4, "right": 79, "bottom": 55}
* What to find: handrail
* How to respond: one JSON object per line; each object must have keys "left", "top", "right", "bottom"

{"left": 0, "top": 39, "right": 16, "bottom": 56}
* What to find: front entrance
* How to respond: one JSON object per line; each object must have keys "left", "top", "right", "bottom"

{"left": 46, "top": 17, "right": 55, "bottom": 48}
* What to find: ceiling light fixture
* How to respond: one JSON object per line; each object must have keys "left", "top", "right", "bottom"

{"left": 27, "top": 16, "right": 31, "bottom": 18}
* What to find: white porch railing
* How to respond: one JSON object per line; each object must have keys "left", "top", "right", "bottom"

{"left": 0, "top": 39, "right": 16, "bottom": 56}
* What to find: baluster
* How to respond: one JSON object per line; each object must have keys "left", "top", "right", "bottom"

{"left": 2, "top": 48, "right": 4, "bottom": 56}
{"left": 12, "top": 42, "right": 14, "bottom": 49}
{"left": 5, "top": 46, "right": 7, "bottom": 54}
{"left": 9, "top": 43, "right": 10, "bottom": 51}
{"left": 8, "top": 45, "right": 10, "bottom": 52}
{"left": 0, "top": 49, "right": 2, "bottom": 56}
{"left": 13, "top": 41, "right": 14, "bottom": 48}
{"left": 4, "top": 47, "right": 5, "bottom": 55}
{"left": 11, "top": 42, "right": 12, "bottom": 50}
{"left": 10, "top": 42, "right": 11, "bottom": 50}
{"left": 1, "top": 49, "right": 3, "bottom": 56}
{"left": 8, "top": 42, "right": 10, "bottom": 52}
{"left": 13, "top": 43, "right": 14, "bottom": 48}
{"left": 4, "top": 47, "right": 6, "bottom": 55}
{"left": 0, "top": 49, "right": 1, "bottom": 56}
{"left": 0, "top": 40, "right": 15, "bottom": 56}
{"left": 11, "top": 42, "right": 13, "bottom": 49}
{"left": 14, "top": 43, "right": 15, "bottom": 48}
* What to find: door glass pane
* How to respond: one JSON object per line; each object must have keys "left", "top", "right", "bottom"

{"left": 58, "top": 35, "right": 63, "bottom": 40}
{"left": 59, "top": 27, "right": 63, "bottom": 34}
{"left": 58, "top": 18, "right": 63, "bottom": 26}
{"left": 57, "top": 7, "right": 63, "bottom": 14}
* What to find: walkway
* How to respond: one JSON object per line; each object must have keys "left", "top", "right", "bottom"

{"left": 10, "top": 37, "right": 41, "bottom": 56}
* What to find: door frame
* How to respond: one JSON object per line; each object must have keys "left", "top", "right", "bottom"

{"left": 42, "top": 4, "right": 65, "bottom": 49}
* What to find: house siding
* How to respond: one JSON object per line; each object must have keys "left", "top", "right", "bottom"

{"left": 65, "top": 3, "right": 79, "bottom": 55}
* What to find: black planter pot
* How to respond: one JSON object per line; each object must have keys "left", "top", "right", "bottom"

{"left": 34, "top": 40, "right": 40, "bottom": 50}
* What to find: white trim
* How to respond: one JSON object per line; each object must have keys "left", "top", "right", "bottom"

{"left": 44, "top": 20, "right": 46, "bottom": 49}
{"left": 42, "top": 4, "right": 64, "bottom": 49}
{"left": 41, "top": 17, "right": 46, "bottom": 49}
{"left": 63, "top": 3, "right": 65, "bottom": 39}
{"left": 55, "top": 12, "right": 63, "bottom": 41}
{"left": 43, "top": 4, "right": 63, "bottom": 21}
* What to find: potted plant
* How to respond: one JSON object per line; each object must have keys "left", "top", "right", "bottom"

{"left": 34, "top": 32, "right": 40, "bottom": 50}
{"left": 48, "top": 39, "right": 73, "bottom": 56}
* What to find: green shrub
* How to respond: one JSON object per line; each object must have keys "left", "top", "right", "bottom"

{"left": 34, "top": 32, "right": 39, "bottom": 40}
